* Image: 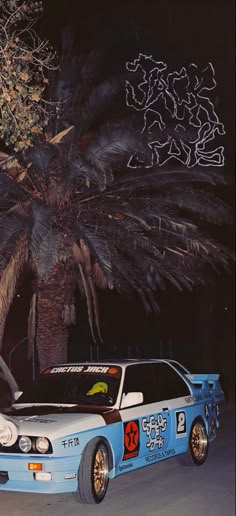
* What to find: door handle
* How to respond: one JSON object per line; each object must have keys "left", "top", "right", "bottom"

{"left": 162, "top": 407, "right": 169, "bottom": 411}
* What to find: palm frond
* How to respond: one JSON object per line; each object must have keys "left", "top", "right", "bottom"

{"left": 115, "top": 168, "right": 228, "bottom": 194}
{"left": 158, "top": 188, "right": 233, "bottom": 225}
{"left": 0, "top": 213, "right": 28, "bottom": 252}
{"left": 74, "top": 75, "right": 127, "bottom": 135}
{"left": 0, "top": 171, "right": 28, "bottom": 201}
{"left": 61, "top": 304, "right": 76, "bottom": 326}
{"left": 92, "top": 261, "right": 109, "bottom": 289}
{"left": 83, "top": 123, "right": 145, "bottom": 189}
{"left": 0, "top": 152, "right": 25, "bottom": 180}
{"left": 0, "top": 232, "right": 28, "bottom": 352}
{"left": 30, "top": 202, "right": 53, "bottom": 257}
{"left": 73, "top": 187, "right": 233, "bottom": 315}
{"left": 28, "top": 293, "right": 37, "bottom": 359}
{"left": 50, "top": 126, "right": 75, "bottom": 144}
{"left": 66, "top": 122, "right": 147, "bottom": 192}
{"left": 23, "top": 144, "right": 57, "bottom": 177}
{"left": 68, "top": 156, "right": 108, "bottom": 192}
{"left": 88, "top": 274, "right": 103, "bottom": 341}
{"left": 76, "top": 225, "right": 113, "bottom": 281}
{"left": 73, "top": 241, "right": 102, "bottom": 341}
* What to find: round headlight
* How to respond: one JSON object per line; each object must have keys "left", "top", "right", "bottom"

{"left": 19, "top": 435, "right": 32, "bottom": 453}
{"left": 36, "top": 436, "right": 50, "bottom": 453}
{"left": 0, "top": 425, "right": 12, "bottom": 446}
{"left": 0, "top": 416, "right": 18, "bottom": 446}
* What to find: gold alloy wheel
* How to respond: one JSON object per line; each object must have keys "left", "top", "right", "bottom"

{"left": 190, "top": 421, "right": 208, "bottom": 461}
{"left": 93, "top": 444, "right": 109, "bottom": 497}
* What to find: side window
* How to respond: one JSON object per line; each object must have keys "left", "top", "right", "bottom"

{"left": 153, "top": 363, "right": 190, "bottom": 401}
{"left": 122, "top": 364, "right": 157, "bottom": 405}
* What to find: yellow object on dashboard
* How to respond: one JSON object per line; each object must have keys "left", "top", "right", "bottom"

{"left": 87, "top": 382, "right": 108, "bottom": 395}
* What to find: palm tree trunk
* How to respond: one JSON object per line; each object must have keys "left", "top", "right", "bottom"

{"left": 35, "top": 263, "right": 74, "bottom": 371}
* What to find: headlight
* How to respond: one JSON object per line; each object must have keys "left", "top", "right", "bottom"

{"left": 36, "top": 437, "right": 50, "bottom": 453}
{"left": 0, "top": 425, "right": 12, "bottom": 446}
{"left": 19, "top": 435, "right": 32, "bottom": 453}
{"left": 0, "top": 415, "right": 18, "bottom": 446}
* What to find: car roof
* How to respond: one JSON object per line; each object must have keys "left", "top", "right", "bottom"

{"left": 47, "top": 359, "right": 186, "bottom": 369}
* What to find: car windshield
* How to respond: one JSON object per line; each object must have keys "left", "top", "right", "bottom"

{"left": 15, "top": 365, "right": 122, "bottom": 407}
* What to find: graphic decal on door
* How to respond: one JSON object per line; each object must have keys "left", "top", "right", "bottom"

{"left": 142, "top": 414, "right": 167, "bottom": 451}
{"left": 123, "top": 420, "right": 140, "bottom": 460}
{"left": 175, "top": 411, "right": 187, "bottom": 437}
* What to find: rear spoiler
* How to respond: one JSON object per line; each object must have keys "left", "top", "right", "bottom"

{"left": 185, "top": 373, "right": 224, "bottom": 397}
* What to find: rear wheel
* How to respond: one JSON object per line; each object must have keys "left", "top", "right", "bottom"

{"left": 179, "top": 418, "right": 209, "bottom": 466}
{"left": 73, "top": 438, "right": 109, "bottom": 504}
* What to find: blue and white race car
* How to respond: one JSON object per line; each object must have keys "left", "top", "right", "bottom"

{"left": 0, "top": 359, "right": 224, "bottom": 504}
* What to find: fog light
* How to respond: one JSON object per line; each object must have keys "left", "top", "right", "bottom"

{"left": 35, "top": 437, "right": 49, "bottom": 453}
{"left": 28, "top": 463, "right": 42, "bottom": 471}
{"left": 34, "top": 472, "right": 52, "bottom": 481}
{"left": 19, "top": 436, "right": 31, "bottom": 453}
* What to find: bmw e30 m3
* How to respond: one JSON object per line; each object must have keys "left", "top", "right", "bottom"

{"left": 0, "top": 359, "right": 224, "bottom": 504}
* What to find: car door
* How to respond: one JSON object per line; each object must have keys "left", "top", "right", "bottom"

{"left": 152, "top": 362, "right": 192, "bottom": 447}
{"left": 119, "top": 364, "right": 172, "bottom": 464}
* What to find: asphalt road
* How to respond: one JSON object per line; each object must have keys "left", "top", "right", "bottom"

{"left": 0, "top": 402, "right": 235, "bottom": 516}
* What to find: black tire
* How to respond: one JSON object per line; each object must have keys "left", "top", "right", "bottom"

{"left": 73, "top": 438, "right": 109, "bottom": 504}
{"left": 178, "top": 417, "right": 209, "bottom": 466}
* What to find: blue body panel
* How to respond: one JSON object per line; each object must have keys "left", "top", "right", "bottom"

{"left": 0, "top": 455, "right": 79, "bottom": 493}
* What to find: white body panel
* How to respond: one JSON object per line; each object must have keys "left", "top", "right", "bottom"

{"left": 11, "top": 410, "right": 106, "bottom": 440}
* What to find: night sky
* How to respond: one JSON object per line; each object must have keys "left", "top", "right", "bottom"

{"left": 40, "top": 0, "right": 235, "bottom": 166}
{"left": 2, "top": 0, "right": 235, "bottom": 396}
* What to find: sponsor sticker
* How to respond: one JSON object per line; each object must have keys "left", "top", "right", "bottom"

{"left": 45, "top": 365, "right": 120, "bottom": 375}
{"left": 123, "top": 420, "right": 140, "bottom": 460}
{"left": 108, "top": 367, "right": 119, "bottom": 375}
{"left": 175, "top": 411, "right": 187, "bottom": 437}
{"left": 43, "top": 368, "right": 52, "bottom": 375}
{"left": 19, "top": 416, "right": 55, "bottom": 423}
{"left": 64, "top": 473, "right": 77, "bottom": 479}
{"left": 142, "top": 414, "right": 167, "bottom": 451}
{"left": 145, "top": 448, "right": 175, "bottom": 463}
{"left": 61, "top": 437, "right": 80, "bottom": 448}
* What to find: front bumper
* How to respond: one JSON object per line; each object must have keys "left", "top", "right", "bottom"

{"left": 0, "top": 454, "right": 80, "bottom": 494}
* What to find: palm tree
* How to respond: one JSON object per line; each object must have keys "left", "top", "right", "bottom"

{"left": 0, "top": 31, "right": 233, "bottom": 371}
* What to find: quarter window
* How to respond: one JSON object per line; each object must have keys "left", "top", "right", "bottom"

{"left": 152, "top": 363, "right": 190, "bottom": 400}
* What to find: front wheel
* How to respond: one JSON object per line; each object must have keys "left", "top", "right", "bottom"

{"left": 179, "top": 418, "right": 209, "bottom": 466}
{"left": 73, "top": 438, "right": 109, "bottom": 504}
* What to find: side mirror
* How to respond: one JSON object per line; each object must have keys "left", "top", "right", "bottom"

{"left": 121, "top": 391, "right": 143, "bottom": 409}
{"left": 14, "top": 391, "right": 23, "bottom": 401}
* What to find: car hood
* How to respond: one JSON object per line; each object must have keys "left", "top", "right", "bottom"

{"left": 7, "top": 405, "right": 107, "bottom": 440}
